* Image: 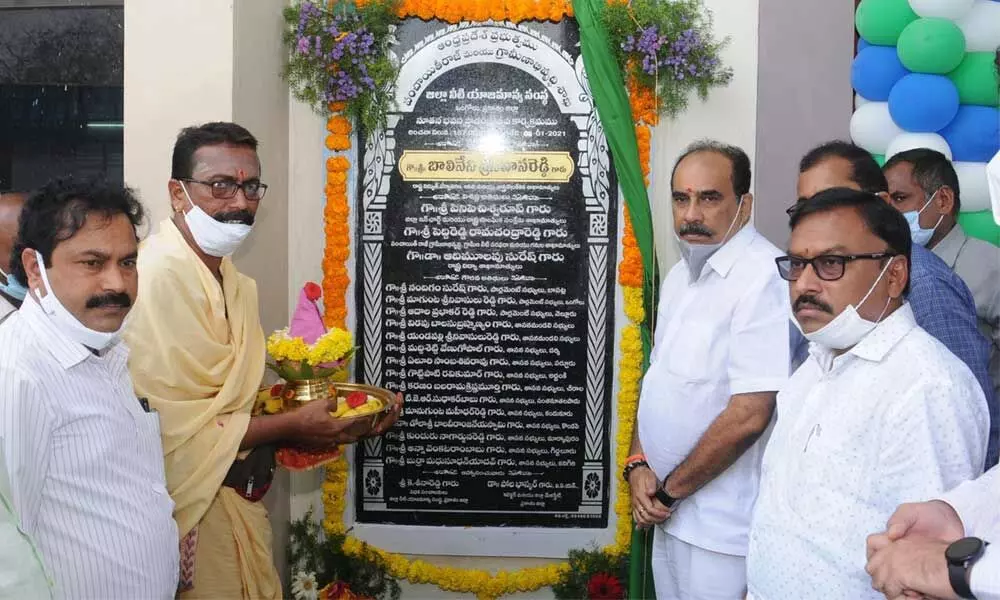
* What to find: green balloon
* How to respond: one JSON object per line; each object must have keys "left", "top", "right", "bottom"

{"left": 897, "top": 19, "right": 966, "bottom": 74}
{"left": 872, "top": 153, "right": 886, "bottom": 167}
{"left": 958, "top": 211, "right": 1000, "bottom": 247}
{"left": 949, "top": 53, "right": 1000, "bottom": 107}
{"left": 856, "top": 0, "right": 918, "bottom": 46}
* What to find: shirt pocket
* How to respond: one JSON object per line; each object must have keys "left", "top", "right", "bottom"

{"left": 663, "top": 316, "right": 728, "bottom": 383}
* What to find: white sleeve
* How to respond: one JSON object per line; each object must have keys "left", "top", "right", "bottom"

{"left": 0, "top": 366, "right": 54, "bottom": 535}
{"left": 879, "top": 374, "right": 987, "bottom": 502}
{"left": 941, "top": 466, "right": 1000, "bottom": 539}
{"left": 727, "top": 271, "right": 790, "bottom": 395}
{"left": 970, "top": 545, "right": 1000, "bottom": 600}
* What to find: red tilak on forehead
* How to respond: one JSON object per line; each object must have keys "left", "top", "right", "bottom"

{"left": 237, "top": 168, "right": 246, "bottom": 180}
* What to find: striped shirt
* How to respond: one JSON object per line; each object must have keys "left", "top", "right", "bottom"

{"left": 0, "top": 294, "right": 179, "bottom": 599}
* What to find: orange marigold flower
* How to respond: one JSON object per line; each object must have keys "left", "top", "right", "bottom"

{"left": 326, "top": 134, "right": 351, "bottom": 151}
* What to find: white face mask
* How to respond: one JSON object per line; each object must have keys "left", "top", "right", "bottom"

{"left": 675, "top": 195, "right": 745, "bottom": 280}
{"left": 792, "top": 257, "right": 895, "bottom": 351}
{"left": 179, "top": 181, "right": 253, "bottom": 257}
{"left": 33, "top": 250, "right": 125, "bottom": 352}
{"left": 988, "top": 152, "right": 1000, "bottom": 226}
{"left": 902, "top": 188, "right": 944, "bottom": 247}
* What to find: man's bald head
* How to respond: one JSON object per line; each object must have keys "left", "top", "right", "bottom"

{"left": 0, "top": 192, "right": 27, "bottom": 276}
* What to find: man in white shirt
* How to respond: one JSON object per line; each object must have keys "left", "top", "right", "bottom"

{"left": 626, "top": 141, "right": 790, "bottom": 599}
{"left": 0, "top": 191, "right": 27, "bottom": 323}
{"left": 866, "top": 466, "right": 1000, "bottom": 600}
{"left": 746, "top": 187, "right": 988, "bottom": 600}
{"left": 0, "top": 177, "right": 179, "bottom": 597}
{"left": 883, "top": 149, "right": 999, "bottom": 424}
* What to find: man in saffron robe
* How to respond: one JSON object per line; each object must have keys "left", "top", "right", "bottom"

{"left": 125, "top": 122, "right": 399, "bottom": 598}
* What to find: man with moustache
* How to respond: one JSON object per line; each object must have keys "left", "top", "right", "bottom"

{"left": 794, "top": 141, "right": 996, "bottom": 466}
{"left": 882, "top": 149, "right": 999, "bottom": 444}
{"left": 123, "top": 122, "right": 399, "bottom": 598}
{"left": 0, "top": 178, "right": 179, "bottom": 597}
{"left": 625, "top": 141, "right": 790, "bottom": 598}
{"left": 0, "top": 191, "right": 28, "bottom": 322}
{"left": 746, "top": 188, "right": 987, "bottom": 599}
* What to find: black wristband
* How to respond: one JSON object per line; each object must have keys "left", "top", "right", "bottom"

{"left": 653, "top": 486, "right": 678, "bottom": 509}
{"left": 622, "top": 460, "right": 649, "bottom": 483}
{"left": 946, "top": 537, "right": 987, "bottom": 599}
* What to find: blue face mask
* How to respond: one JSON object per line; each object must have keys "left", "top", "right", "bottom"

{"left": 0, "top": 267, "right": 28, "bottom": 302}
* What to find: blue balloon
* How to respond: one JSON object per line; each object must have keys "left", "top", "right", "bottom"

{"left": 857, "top": 37, "right": 871, "bottom": 52}
{"left": 852, "top": 46, "right": 909, "bottom": 101}
{"left": 888, "top": 73, "right": 960, "bottom": 132}
{"left": 940, "top": 106, "right": 1000, "bottom": 162}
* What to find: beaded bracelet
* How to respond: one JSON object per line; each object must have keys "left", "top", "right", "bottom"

{"left": 622, "top": 459, "right": 650, "bottom": 483}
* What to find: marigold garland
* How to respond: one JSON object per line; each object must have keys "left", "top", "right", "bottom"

{"left": 354, "top": 0, "right": 574, "bottom": 23}
{"left": 316, "top": 6, "right": 653, "bottom": 599}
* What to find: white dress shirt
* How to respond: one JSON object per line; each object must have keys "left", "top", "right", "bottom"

{"left": 0, "top": 445, "right": 52, "bottom": 598}
{"left": 747, "top": 304, "right": 988, "bottom": 600}
{"left": 0, "top": 295, "right": 14, "bottom": 324}
{"left": 0, "top": 295, "right": 179, "bottom": 599}
{"left": 637, "top": 224, "right": 790, "bottom": 556}
{"left": 942, "top": 465, "right": 1000, "bottom": 599}
{"left": 933, "top": 225, "right": 1000, "bottom": 400}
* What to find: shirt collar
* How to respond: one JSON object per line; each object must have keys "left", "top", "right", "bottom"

{"left": 19, "top": 293, "right": 127, "bottom": 371}
{"left": 807, "top": 303, "right": 917, "bottom": 372}
{"left": 706, "top": 224, "right": 757, "bottom": 278}
{"left": 931, "top": 225, "right": 967, "bottom": 269}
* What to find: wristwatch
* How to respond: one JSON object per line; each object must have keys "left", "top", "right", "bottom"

{"left": 653, "top": 485, "right": 678, "bottom": 509}
{"left": 946, "top": 537, "right": 988, "bottom": 599}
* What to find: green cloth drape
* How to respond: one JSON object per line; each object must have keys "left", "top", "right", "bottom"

{"left": 573, "top": 1, "right": 660, "bottom": 597}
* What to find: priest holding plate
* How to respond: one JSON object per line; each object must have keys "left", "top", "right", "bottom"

{"left": 124, "top": 122, "right": 400, "bottom": 599}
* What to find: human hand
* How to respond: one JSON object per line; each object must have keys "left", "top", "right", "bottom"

{"left": 288, "top": 397, "right": 364, "bottom": 448}
{"left": 367, "top": 392, "right": 403, "bottom": 438}
{"left": 866, "top": 538, "right": 958, "bottom": 600}
{"left": 628, "top": 465, "right": 671, "bottom": 528}
{"left": 869, "top": 501, "right": 964, "bottom": 560}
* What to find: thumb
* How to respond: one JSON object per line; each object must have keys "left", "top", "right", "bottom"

{"left": 325, "top": 396, "right": 339, "bottom": 411}
{"left": 886, "top": 522, "right": 909, "bottom": 541}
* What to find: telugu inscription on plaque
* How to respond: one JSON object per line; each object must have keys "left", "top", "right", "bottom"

{"left": 355, "top": 19, "right": 618, "bottom": 528}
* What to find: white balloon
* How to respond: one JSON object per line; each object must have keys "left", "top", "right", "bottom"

{"left": 855, "top": 93, "right": 873, "bottom": 109}
{"left": 850, "top": 102, "right": 904, "bottom": 155}
{"left": 885, "top": 132, "right": 954, "bottom": 160}
{"left": 954, "top": 161, "right": 991, "bottom": 213}
{"left": 956, "top": 0, "right": 1000, "bottom": 52}
{"left": 908, "top": 0, "right": 975, "bottom": 20}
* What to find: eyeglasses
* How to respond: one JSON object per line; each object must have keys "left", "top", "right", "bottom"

{"left": 775, "top": 252, "right": 896, "bottom": 282}
{"left": 181, "top": 178, "right": 268, "bottom": 201}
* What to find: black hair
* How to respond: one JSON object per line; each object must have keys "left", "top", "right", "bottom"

{"left": 10, "top": 177, "right": 145, "bottom": 284}
{"left": 790, "top": 187, "right": 911, "bottom": 294}
{"left": 670, "top": 139, "right": 752, "bottom": 198}
{"left": 170, "top": 122, "right": 259, "bottom": 180}
{"left": 884, "top": 148, "right": 961, "bottom": 215}
{"left": 799, "top": 141, "right": 888, "bottom": 194}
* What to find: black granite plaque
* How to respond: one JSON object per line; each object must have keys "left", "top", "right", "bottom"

{"left": 354, "top": 18, "right": 618, "bottom": 528}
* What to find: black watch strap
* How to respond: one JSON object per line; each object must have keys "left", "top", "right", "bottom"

{"left": 653, "top": 487, "right": 677, "bottom": 509}
{"left": 947, "top": 537, "right": 987, "bottom": 599}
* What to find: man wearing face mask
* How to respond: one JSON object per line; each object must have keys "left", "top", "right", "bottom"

{"left": 0, "top": 191, "right": 28, "bottom": 321}
{"left": 626, "top": 141, "right": 790, "bottom": 599}
{"left": 745, "top": 188, "right": 988, "bottom": 600}
{"left": 793, "top": 141, "right": 996, "bottom": 467}
{"left": 123, "top": 122, "right": 399, "bottom": 598}
{"left": 883, "top": 149, "right": 999, "bottom": 424}
{"left": 0, "top": 177, "right": 179, "bottom": 597}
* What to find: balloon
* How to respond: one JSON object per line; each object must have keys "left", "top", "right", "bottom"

{"left": 954, "top": 161, "right": 991, "bottom": 213}
{"left": 857, "top": 36, "right": 872, "bottom": 52}
{"left": 907, "top": 0, "right": 975, "bottom": 20}
{"left": 873, "top": 153, "right": 887, "bottom": 167}
{"left": 897, "top": 18, "right": 966, "bottom": 74}
{"left": 940, "top": 105, "right": 1000, "bottom": 162}
{"left": 887, "top": 74, "right": 960, "bottom": 132}
{"left": 957, "top": 210, "right": 1000, "bottom": 246}
{"left": 955, "top": 0, "right": 1000, "bottom": 51}
{"left": 948, "top": 52, "right": 1000, "bottom": 107}
{"left": 885, "top": 132, "right": 953, "bottom": 159}
{"left": 851, "top": 102, "right": 905, "bottom": 154}
{"left": 856, "top": 0, "right": 919, "bottom": 45}
{"left": 855, "top": 93, "right": 873, "bottom": 108}
{"left": 852, "top": 46, "right": 910, "bottom": 100}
